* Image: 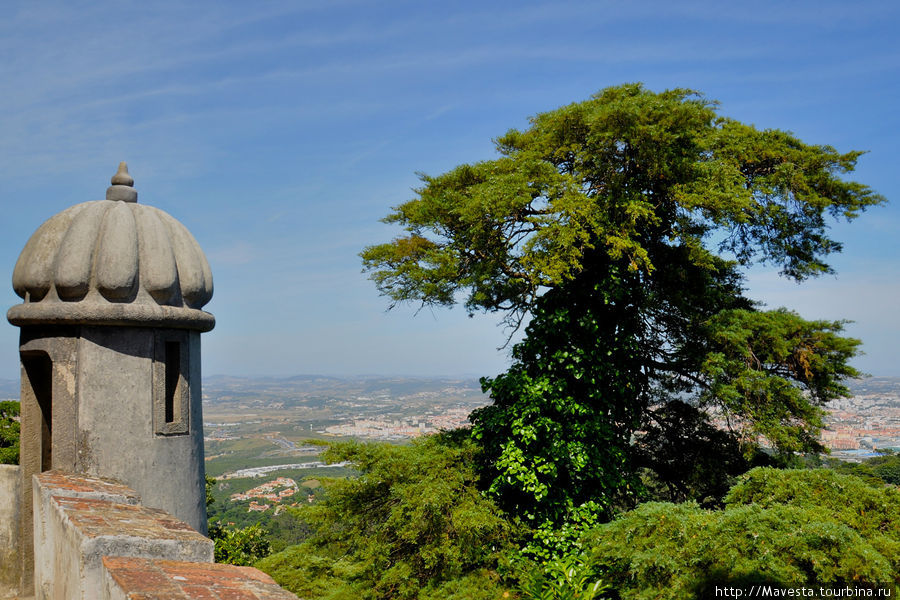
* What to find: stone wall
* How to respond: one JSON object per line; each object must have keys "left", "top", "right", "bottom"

{"left": 0, "top": 465, "right": 19, "bottom": 599}
{"left": 31, "top": 471, "right": 296, "bottom": 600}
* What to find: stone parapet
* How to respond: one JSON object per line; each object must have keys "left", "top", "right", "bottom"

{"left": 30, "top": 472, "right": 294, "bottom": 600}
{"left": 31, "top": 471, "right": 140, "bottom": 505}
{"left": 33, "top": 471, "right": 212, "bottom": 600}
{"left": 102, "top": 557, "right": 298, "bottom": 600}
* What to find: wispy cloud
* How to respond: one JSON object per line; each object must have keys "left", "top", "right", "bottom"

{"left": 207, "top": 241, "right": 257, "bottom": 267}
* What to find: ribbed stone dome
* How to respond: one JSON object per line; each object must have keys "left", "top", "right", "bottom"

{"left": 8, "top": 163, "right": 214, "bottom": 331}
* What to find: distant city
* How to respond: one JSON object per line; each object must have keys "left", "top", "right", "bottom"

{"left": 820, "top": 377, "right": 900, "bottom": 460}
{"left": 198, "top": 374, "right": 900, "bottom": 453}
{"left": 2, "top": 374, "right": 898, "bottom": 469}
{"left": 200, "top": 374, "right": 488, "bottom": 442}
{"left": 229, "top": 477, "right": 305, "bottom": 514}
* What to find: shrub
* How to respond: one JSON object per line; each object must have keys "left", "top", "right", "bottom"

{"left": 583, "top": 469, "right": 900, "bottom": 598}
{"left": 256, "top": 433, "right": 519, "bottom": 600}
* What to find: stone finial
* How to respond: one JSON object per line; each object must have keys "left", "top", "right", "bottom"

{"left": 106, "top": 162, "right": 138, "bottom": 202}
{"left": 110, "top": 161, "right": 134, "bottom": 186}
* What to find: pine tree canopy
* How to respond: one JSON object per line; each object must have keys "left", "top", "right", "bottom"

{"left": 362, "top": 83, "right": 882, "bottom": 324}
{"left": 361, "top": 83, "right": 884, "bottom": 532}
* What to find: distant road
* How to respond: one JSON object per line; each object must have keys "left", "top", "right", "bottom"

{"left": 222, "top": 461, "right": 351, "bottom": 479}
{"left": 270, "top": 437, "right": 297, "bottom": 450}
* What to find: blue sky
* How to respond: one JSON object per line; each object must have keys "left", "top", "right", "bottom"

{"left": 1, "top": 1, "right": 898, "bottom": 379}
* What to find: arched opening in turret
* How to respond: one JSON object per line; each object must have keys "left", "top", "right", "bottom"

{"left": 20, "top": 351, "right": 52, "bottom": 472}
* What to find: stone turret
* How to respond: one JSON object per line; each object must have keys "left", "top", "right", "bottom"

{"left": 7, "top": 163, "right": 214, "bottom": 591}
{"left": 9, "top": 162, "right": 213, "bottom": 330}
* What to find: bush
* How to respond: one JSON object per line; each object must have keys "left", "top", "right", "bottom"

{"left": 583, "top": 469, "right": 900, "bottom": 598}
{"left": 256, "top": 432, "right": 519, "bottom": 600}
{"left": 725, "top": 467, "right": 900, "bottom": 574}
{"left": 209, "top": 521, "right": 272, "bottom": 566}
{"left": 517, "top": 552, "right": 609, "bottom": 600}
{"left": 586, "top": 503, "right": 893, "bottom": 598}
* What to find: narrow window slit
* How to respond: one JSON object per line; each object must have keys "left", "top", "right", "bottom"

{"left": 165, "top": 341, "right": 180, "bottom": 424}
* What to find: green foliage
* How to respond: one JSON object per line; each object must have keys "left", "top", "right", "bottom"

{"left": 209, "top": 521, "right": 272, "bottom": 566}
{"left": 265, "top": 509, "right": 314, "bottom": 553}
{"left": 700, "top": 308, "right": 861, "bottom": 453}
{"left": 0, "top": 401, "right": 20, "bottom": 465}
{"left": 472, "top": 275, "right": 647, "bottom": 545}
{"left": 870, "top": 453, "right": 900, "bottom": 486}
{"left": 247, "top": 443, "right": 900, "bottom": 599}
{"left": 363, "top": 83, "right": 879, "bottom": 532}
{"left": 517, "top": 553, "right": 609, "bottom": 600}
{"left": 362, "top": 83, "right": 881, "bottom": 320}
{"left": 256, "top": 433, "right": 518, "bottom": 600}
{"left": 589, "top": 503, "right": 894, "bottom": 597}
{"left": 824, "top": 452, "right": 900, "bottom": 486}
{"left": 633, "top": 401, "right": 750, "bottom": 507}
{"left": 206, "top": 473, "right": 280, "bottom": 566}
{"left": 206, "top": 471, "right": 340, "bottom": 539}
{"left": 872, "top": 460, "right": 900, "bottom": 485}
{"left": 584, "top": 469, "right": 900, "bottom": 598}
{"left": 205, "top": 475, "right": 215, "bottom": 507}
{"left": 725, "top": 467, "right": 900, "bottom": 574}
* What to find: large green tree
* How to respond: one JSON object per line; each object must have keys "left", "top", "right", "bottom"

{"left": 361, "top": 84, "right": 882, "bottom": 533}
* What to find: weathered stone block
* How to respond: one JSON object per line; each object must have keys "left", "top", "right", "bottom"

{"left": 101, "top": 557, "right": 298, "bottom": 600}
{"left": 0, "top": 465, "right": 20, "bottom": 599}
{"left": 33, "top": 472, "right": 212, "bottom": 600}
